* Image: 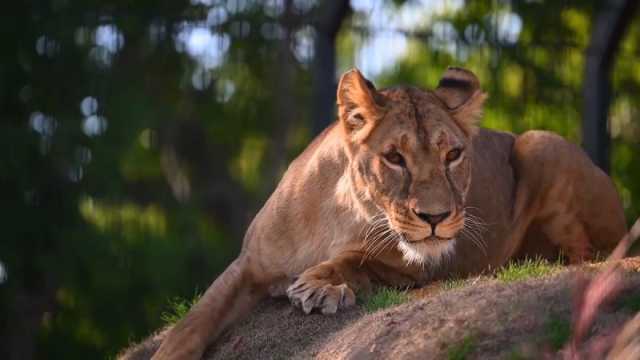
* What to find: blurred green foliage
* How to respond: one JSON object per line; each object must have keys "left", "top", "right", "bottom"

{"left": 544, "top": 317, "right": 572, "bottom": 350}
{"left": 447, "top": 334, "right": 477, "bottom": 360}
{"left": 0, "top": 0, "right": 638, "bottom": 359}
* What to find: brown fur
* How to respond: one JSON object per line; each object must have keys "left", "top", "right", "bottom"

{"left": 149, "top": 68, "right": 626, "bottom": 360}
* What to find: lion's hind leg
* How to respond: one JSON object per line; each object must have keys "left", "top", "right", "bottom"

{"left": 538, "top": 212, "right": 592, "bottom": 263}
{"left": 510, "top": 130, "right": 626, "bottom": 264}
{"left": 505, "top": 191, "right": 590, "bottom": 264}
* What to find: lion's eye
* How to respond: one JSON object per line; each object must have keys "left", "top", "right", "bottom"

{"left": 446, "top": 148, "right": 462, "bottom": 163}
{"left": 384, "top": 150, "right": 405, "bottom": 167}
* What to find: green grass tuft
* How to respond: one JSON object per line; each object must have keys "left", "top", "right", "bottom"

{"left": 496, "top": 257, "right": 561, "bottom": 283}
{"left": 545, "top": 318, "right": 571, "bottom": 350}
{"left": 447, "top": 335, "right": 476, "bottom": 360}
{"left": 363, "top": 287, "right": 409, "bottom": 312}
{"left": 442, "top": 278, "right": 469, "bottom": 290}
{"left": 442, "top": 275, "right": 485, "bottom": 291}
{"left": 161, "top": 292, "right": 202, "bottom": 325}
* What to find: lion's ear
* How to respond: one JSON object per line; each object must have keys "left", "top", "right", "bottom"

{"left": 435, "top": 67, "right": 487, "bottom": 136}
{"left": 337, "top": 68, "right": 385, "bottom": 142}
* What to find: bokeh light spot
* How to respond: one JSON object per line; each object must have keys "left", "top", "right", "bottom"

{"left": 82, "top": 115, "right": 108, "bottom": 137}
{"left": 192, "top": 67, "right": 213, "bottom": 90}
{"left": 207, "top": 7, "right": 228, "bottom": 27}
{"left": 29, "top": 112, "right": 57, "bottom": 137}
{"left": 80, "top": 96, "right": 99, "bottom": 116}
{"left": 0, "top": 261, "right": 6, "bottom": 284}
{"left": 216, "top": 79, "right": 236, "bottom": 103}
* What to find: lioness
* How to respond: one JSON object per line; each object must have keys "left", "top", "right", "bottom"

{"left": 152, "top": 67, "right": 626, "bottom": 359}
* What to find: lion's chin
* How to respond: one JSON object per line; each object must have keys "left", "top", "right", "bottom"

{"left": 397, "top": 237, "right": 456, "bottom": 266}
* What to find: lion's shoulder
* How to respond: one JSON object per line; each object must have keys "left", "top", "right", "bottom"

{"left": 472, "top": 128, "right": 516, "bottom": 162}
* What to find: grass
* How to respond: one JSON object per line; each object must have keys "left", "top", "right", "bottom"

{"left": 442, "top": 275, "right": 486, "bottom": 291}
{"left": 544, "top": 317, "right": 571, "bottom": 350}
{"left": 442, "top": 278, "right": 470, "bottom": 290}
{"left": 363, "top": 287, "right": 410, "bottom": 312}
{"left": 447, "top": 335, "right": 476, "bottom": 360}
{"left": 496, "top": 257, "right": 561, "bottom": 283}
{"left": 441, "top": 257, "right": 561, "bottom": 291}
{"left": 160, "top": 292, "right": 202, "bottom": 325}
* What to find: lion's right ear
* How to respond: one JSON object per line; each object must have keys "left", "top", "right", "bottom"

{"left": 337, "top": 69, "right": 385, "bottom": 142}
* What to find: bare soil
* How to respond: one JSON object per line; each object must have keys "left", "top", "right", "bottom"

{"left": 120, "top": 257, "right": 640, "bottom": 360}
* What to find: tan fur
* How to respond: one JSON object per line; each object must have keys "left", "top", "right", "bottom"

{"left": 150, "top": 68, "right": 626, "bottom": 360}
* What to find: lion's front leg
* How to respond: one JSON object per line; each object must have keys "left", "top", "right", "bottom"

{"left": 286, "top": 251, "right": 374, "bottom": 314}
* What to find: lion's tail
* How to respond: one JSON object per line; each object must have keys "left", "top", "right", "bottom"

{"left": 151, "top": 255, "right": 265, "bottom": 360}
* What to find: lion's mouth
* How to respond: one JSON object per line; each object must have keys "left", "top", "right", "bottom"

{"left": 396, "top": 233, "right": 457, "bottom": 266}
{"left": 405, "top": 235, "right": 453, "bottom": 243}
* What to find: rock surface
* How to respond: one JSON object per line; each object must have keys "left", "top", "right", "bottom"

{"left": 120, "top": 258, "right": 640, "bottom": 359}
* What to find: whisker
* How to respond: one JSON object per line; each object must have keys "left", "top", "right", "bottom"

{"left": 464, "top": 230, "right": 487, "bottom": 257}
{"left": 369, "top": 229, "right": 393, "bottom": 255}
{"left": 462, "top": 216, "right": 488, "bottom": 257}
{"left": 362, "top": 214, "right": 397, "bottom": 261}
{"left": 463, "top": 207, "right": 497, "bottom": 228}
{"left": 360, "top": 215, "right": 383, "bottom": 243}
{"left": 371, "top": 233, "right": 394, "bottom": 259}
{"left": 368, "top": 217, "right": 404, "bottom": 260}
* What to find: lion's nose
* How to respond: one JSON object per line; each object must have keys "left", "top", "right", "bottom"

{"left": 413, "top": 210, "right": 451, "bottom": 226}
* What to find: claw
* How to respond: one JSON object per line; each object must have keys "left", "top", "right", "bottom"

{"left": 287, "top": 281, "right": 306, "bottom": 292}
{"left": 287, "top": 280, "right": 356, "bottom": 315}
{"left": 338, "top": 284, "right": 356, "bottom": 308}
{"left": 321, "top": 300, "right": 338, "bottom": 314}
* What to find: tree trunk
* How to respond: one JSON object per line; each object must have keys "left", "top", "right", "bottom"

{"left": 311, "top": 0, "right": 351, "bottom": 136}
{"left": 582, "top": 0, "right": 637, "bottom": 172}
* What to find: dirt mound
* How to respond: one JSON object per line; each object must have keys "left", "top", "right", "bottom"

{"left": 120, "top": 258, "right": 640, "bottom": 359}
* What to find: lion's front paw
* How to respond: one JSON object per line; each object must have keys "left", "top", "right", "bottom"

{"left": 286, "top": 278, "right": 356, "bottom": 314}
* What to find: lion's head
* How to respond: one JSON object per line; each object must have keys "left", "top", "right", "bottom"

{"left": 336, "top": 67, "right": 487, "bottom": 265}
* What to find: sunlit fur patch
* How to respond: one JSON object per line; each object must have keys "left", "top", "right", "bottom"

{"left": 397, "top": 238, "right": 456, "bottom": 266}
